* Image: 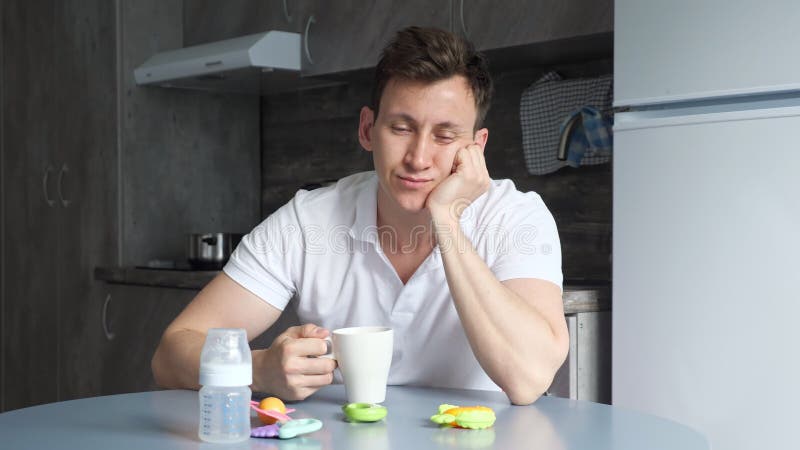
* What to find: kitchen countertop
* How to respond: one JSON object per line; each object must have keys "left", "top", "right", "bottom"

{"left": 94, "top": 266, "right": 218, "bottom": 290}
{"left": 95, "top": 266, "right": 610, "bottom": 313}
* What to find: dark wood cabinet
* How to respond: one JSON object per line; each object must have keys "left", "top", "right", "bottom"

{"left": 99, "top": 285, "right": 195, "bottom": 394}
{"left": 183, "top": 0, "right": 302, "bottom": 46}
{"left": 182, "top": 0, "right": 613, "bottom": 77}
{"left": 96, "top": 281, "right": 301, "bottom": 394}
{"left": 54, "top": 0, "right": 119, "bottom": 403}
{"left": 299, "top": 0, "right": 451, "bottom": 76}
{"left": 457, "top": 0, "right": 613, "bottom": 51}
{"left": 182, "top": 0, "right": 453, "bottom": 76}
{"left": 1, "top": 0, "right": 117, "bottom": 411}
{"left": 298, "top": 0, "right": 612, "bottom": 76}
{"left": 1, "top": 0, "right": 61, "bottom": 411}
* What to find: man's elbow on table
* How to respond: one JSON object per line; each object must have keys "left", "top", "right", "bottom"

{"left": 151, "top": 329, "right": 203, "bottom": 390}
{"left": 502, "top": 375, "right": 552, "bottom": 406}
{"left": 151, "top": 339, "right": 178, "bottom": 390}
{"left": 503, "top": 340, "right": 570, "bottom": 405}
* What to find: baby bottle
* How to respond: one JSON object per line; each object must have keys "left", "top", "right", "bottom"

{"left": 198, "top": 328, "right": 252, "bottom": 443}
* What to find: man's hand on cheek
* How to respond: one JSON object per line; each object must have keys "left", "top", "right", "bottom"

{"left": 426, "top": 143, "right": 491, "bottom": 222}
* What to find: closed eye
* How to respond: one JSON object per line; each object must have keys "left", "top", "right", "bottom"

{"left": 435, "top": 134, "right": 456, "bottom": 144}
{"left": 391, "top": 125, "right": 412, "bottom": 134}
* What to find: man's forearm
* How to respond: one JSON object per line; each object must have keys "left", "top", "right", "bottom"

{"left": 151, "top": 328, "right": 205, "bottom": 390}
{"left": 432, "top": 211, "right": 565, "bottom": 405}
{"left": 152, "top": 329, "right": 274, "bottom": 393}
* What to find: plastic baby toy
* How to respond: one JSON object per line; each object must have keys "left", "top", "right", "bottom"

{"left": 249, "top": 397, "right": 323, "bottom": 439}
{"left": 250, "top": 418, "right": 323, "bottom": 439}
{"left": 430, "top": 404, "right": 496, "bottom": 429}
{"left": 342, "top": 402, "right": 388, "bottom": 422}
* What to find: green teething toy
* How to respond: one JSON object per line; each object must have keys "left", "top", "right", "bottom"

{"left": 430, "top": 404, "right": 496, "bottom": 429}
{"left": 342, "top": 402, "right": 388, "bottom": 422}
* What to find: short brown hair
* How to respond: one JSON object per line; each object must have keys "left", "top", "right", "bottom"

{"left": 372, "top": 26, "right": 493, "bottom": 130}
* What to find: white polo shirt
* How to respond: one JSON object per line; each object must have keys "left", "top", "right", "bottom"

{"left": 223, "top": 171, "right": 562, "bottom": 392}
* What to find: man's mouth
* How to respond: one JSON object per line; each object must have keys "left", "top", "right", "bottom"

{"left": 397, "top": 175, "right": 432, "bottom": 188}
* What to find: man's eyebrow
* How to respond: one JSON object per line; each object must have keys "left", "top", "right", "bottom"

{"left": 434, "top": 121, "right": 465, "bottom": 131}
{"left": 385, "top": 113, "right": 418, "bottom": 124}
{"left": 385, "top": 114, "right": 466, "bottom": 132}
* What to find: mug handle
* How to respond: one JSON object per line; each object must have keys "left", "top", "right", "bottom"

{"left": 319, "top": 336, "right": 335, "bottom": 360}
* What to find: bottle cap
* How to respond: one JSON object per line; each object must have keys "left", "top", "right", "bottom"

{"left": 199, "top": 328, "right": 252, "bottom": 387}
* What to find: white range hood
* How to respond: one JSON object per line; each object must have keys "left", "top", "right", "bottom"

{"left": 134, "top": 31, "right": 314, "bottom": 94}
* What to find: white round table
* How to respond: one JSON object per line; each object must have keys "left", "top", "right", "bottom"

{"left": 0, "top": 385, "right": 708, "bottom": 449}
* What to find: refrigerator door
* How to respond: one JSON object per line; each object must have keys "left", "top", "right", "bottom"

{"left": 613, "top": 102, "right": 800, "bottom": 450}
{"left": 615, "top": 0, "right": 800, "bottom": 107}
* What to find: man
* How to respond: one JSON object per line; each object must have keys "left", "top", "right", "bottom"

{"left": 152, "top": 26, "right": 567, "bottom": 405}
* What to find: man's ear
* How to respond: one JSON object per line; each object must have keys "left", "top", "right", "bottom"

{"left": 474, "top": 128, "right": 489, "bottom": 150}
{"left": 358, "top": 106, "right": 375, "bottom": 152}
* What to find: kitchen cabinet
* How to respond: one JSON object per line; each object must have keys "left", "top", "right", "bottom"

{"left": 97, "top": 280, "right": 300, "bottom": 394}
{"left": 300, "top": 0, "right": 611, "bottom": 76}
{"left": 457, "top": 0, "right": 613, "bottom": 52}
{"left": 1, "top": 0, "right": 116, "bottom": 411}
{"left": 1, "top": 0, "right": 61, "bottom": 411}
{"left": 299, "top": 0, "right": 451, "bottom": 76}
{"left": 548, "top": 311, "right": 611, "bottom": 403}
{"left": 183, "top": 0, "right": 302, "bottom": 46}
{"left": 99, "top": 285, "right": 196, "bottom": 394}
{"left": 54, "top": 0, "right": 119, "bottom": 404}
{"left": 176, "top": 0, "right": 614, "bottom": 85}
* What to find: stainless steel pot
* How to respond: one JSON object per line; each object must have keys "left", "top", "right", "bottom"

{"left": 187, "top": 232, "right": 243, "bottom": 270}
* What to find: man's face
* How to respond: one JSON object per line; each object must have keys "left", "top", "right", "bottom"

{"left": 359, "top": 75, "right": 488, "bottom": 215}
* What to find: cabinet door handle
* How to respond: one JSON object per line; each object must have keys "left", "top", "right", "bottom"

{"left": 459, "top": 0, "right": 469, "bottom": 37}
{"left": 42, "top": 165, "right": 56, "bottom": 207}
{"left": 282, "top": 0, "right": 292, "bottom": 23}
{"left": 304, "top": 15, "right": 315, "bottom": 65}
{"left": 57, "top": 163, "right": 72, "bottom": 208}
{"left": 102, "top": 294, "right": 116, "bottom": 341}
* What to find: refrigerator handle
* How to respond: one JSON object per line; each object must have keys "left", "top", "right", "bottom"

{"left": 558, "top": 113, "right": 582, "bottom": 161}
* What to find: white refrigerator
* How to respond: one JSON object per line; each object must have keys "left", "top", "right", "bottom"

{"left": 612, "top": 2, "right": 800, "bottom": 450}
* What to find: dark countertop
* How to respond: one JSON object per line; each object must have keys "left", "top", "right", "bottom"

{"left": 95, "top": 267, "right": 610, "bottom": 313}
{"left": 94, "top": 266, "right": 218, "bottom": 290}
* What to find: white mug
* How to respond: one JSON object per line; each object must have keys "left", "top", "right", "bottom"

{"left": 322, "top": 326, "right": 393, "bottom": 404}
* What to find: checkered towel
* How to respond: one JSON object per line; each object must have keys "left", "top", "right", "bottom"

{"left": 561, "top": 106, "right": 613, "bottom": 168}
{"left": 520, "top": 71, "right": 613, "bottom": 175}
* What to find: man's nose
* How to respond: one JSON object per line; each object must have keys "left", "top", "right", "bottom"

{"left": 404, "top": 135, "right": 432, "bottom": 171}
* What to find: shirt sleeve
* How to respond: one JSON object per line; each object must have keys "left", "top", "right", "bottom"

{"left": 484, "top": 193, "right": 563, "bottom": 289}
{"left": 222, "top": 199, "right": 300, "bottom": 310}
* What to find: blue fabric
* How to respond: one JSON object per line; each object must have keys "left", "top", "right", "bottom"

{"left": 560, "top": 106, "right": 613, "bottom": 168}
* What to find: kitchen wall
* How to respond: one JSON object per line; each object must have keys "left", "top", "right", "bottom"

{"left": 120, "top": 0, "right": 262, "bottom": 267}
{"left": 259, "top": 60, "right": 613, "bottom": 281}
